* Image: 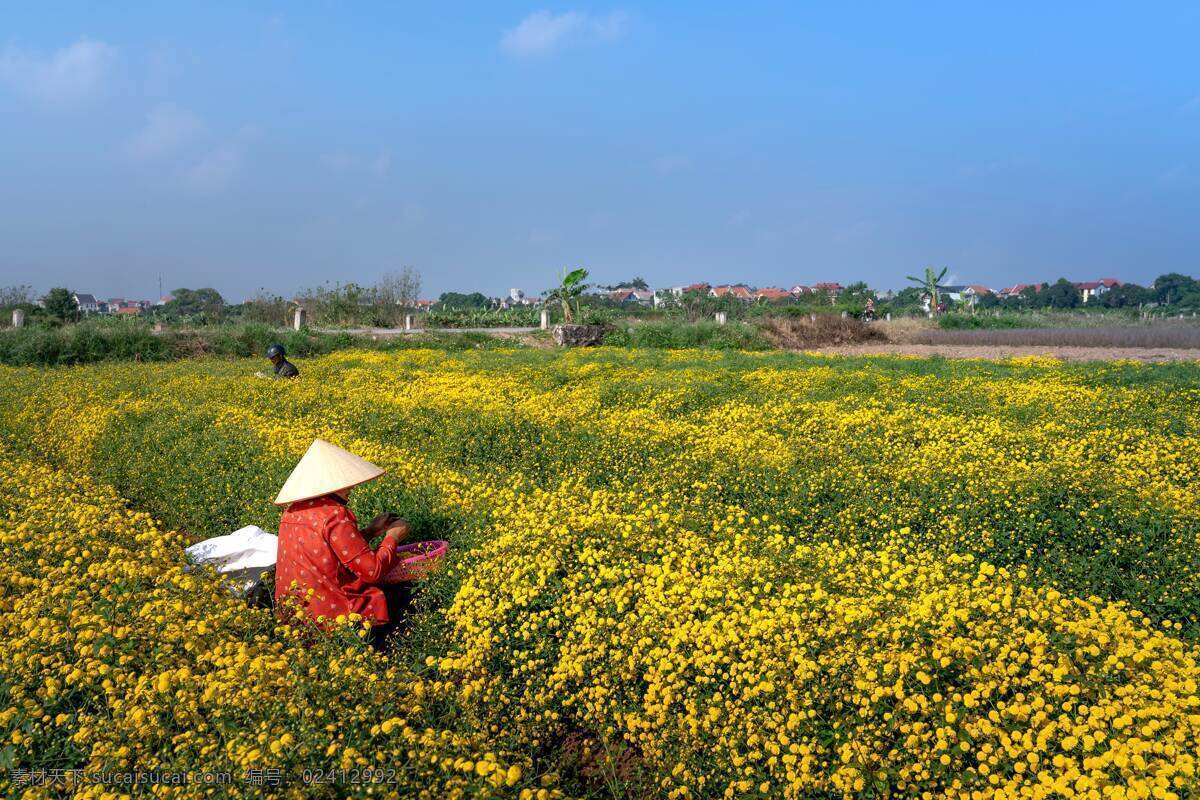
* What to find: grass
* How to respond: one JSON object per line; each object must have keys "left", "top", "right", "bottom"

{"left": 602, "top": 319, "right": 771, "bottom": 349}
{"left": 0, "top": 319, "right": 511, "bottom": 366}
{"left": 8, "top": 313, "right": 1200, "bottom": 368}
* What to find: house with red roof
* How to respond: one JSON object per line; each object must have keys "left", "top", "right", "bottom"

{"left": 710, "top": 285, "right": 754, "bottom": 301}
{"left": 669, "top": 282, "right": 710, "bottom": 297}
{"left": 1075, "top": 281, "right": 1104, "bottom": 303}
{"left": 1076, "top": 279, "right": 1124, "bottom": 303}
{"left": 755, "top": 287, "right": 792, "bottom": 302}
{"left": 609, "top": 288, "right": 655, "bottom": 305}
{"left": 997, "top": 283, "right": 1037, "bottom": 299}
{"left": 954, "top": 285, "right": 992, "bottom": 308}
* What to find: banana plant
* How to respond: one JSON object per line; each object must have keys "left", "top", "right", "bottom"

{"left": 907, "top": 266, "right": 949, "bottom": 312}
{"left": 545, "top": 268, "right": 591, "bottom": 324}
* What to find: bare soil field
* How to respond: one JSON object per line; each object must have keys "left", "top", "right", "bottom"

{"left": 913, "top": 324, "right": 1200, "bottom": 348}
{"left": 815, "top": 342, "right": 1200, "bottom": 362}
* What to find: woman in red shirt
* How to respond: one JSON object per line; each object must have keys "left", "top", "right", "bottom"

{"left": 273, "top": 439, "right": 412, "bottom": 643}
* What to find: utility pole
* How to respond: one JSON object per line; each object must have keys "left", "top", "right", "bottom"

{"left": 158, "top": 275, "right": 163, "bottom": 303}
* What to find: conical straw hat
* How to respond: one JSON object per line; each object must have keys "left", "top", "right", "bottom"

{"left": 273, "top": 439, "right": 385, "bottom": 505}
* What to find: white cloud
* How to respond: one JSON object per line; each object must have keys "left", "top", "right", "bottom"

{"left": 501, "top": 10, "right": 628, "bottom": 56}
{"left": 181, "top": 126, "right": 262, "bottom": 193}
{"left": 123, "top": 105, "right": 204, "bottom": 161}
{"left": 0, "top": 38, "right": 117, "bottom": 107}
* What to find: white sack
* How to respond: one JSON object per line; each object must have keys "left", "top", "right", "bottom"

{"left": 186, "top": 526, "right": 278, "bottom": 594}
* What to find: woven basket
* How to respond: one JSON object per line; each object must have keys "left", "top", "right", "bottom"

{"left": 381, "top": 540, "right": 448, "bottom": 584}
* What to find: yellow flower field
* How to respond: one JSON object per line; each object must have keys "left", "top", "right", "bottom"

{"left": 0, "top": 348, "right": 1198, "bottom": 798}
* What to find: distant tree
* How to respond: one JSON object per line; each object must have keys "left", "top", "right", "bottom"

{"left": 1152, "top": 273, "right": 1199, "bottom": 306}
{"left": 43, "top": 287, "right": 79, "bottom": 322}
{"left": 844, "top": 281, "right": 873, "bottom": 299}
{"left": 977, "top": 291, "right": 1002, "bottom": 310}
{"left": 1099, "top": 283, "right": 1153, "bottom": 309}
{"left": 603, "top": 277, "right": 649, "bottom": 291}
{"left": 888, "top": 286, "right": 924, "bottom": 310}
{"left": 376, "top": 267, "right": 422, "bottom": 309}
{"left": 1040, "top": 278, "right": 1082, "bottom": 309}
{"left": 0, "top": 285, "right": 35, "bottom": 307}
{"left": 545, "top": 268, "right": 591, "bottom": 324}
{"left": 1016, "top": 284, "right": 1046, "bottom": 307}
{"left": 167, "top": 288, "right": 226, "bottom": 318}
{"left": 436, "top": 291, "right": 490, "bottom": 310}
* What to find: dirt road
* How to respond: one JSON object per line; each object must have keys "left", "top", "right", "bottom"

{"left": 814, "top": 343, "right": 1200, "bottom": 362}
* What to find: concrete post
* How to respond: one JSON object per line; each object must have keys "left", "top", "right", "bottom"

{"left": 840, "top": 311, "right": 847, "bottom": 319}
{"left": 293, "top": 307, "right": 306, "bottom": 330}
{"left": 715, "top": 311, "right": 727, "bottom": 325}
{"left": 540, "top": 308, "right": 550, "bottom": 330}
{"left": 810, "top": 314, "right": 816, "bottom": 323}
{"left": 405, "top": 314, "right": 415, "bottom": 331}
{"left": 886, "top": 312, "right": 891, "bottom": 321}
{"left": 12, "top": 309, "right": 24, "bottom": 328}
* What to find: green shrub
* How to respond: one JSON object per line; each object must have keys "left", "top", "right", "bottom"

{"left": 0, "top": 320, "right": 514, "bottom": 366}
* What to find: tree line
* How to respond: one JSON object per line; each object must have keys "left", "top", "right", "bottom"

{"left": 975, "top": 274, "right": 1200, "bottom": 311}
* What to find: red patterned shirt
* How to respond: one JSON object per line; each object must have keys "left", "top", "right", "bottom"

{"left": 275, "top": 495, "right": 398, "bottom": 625}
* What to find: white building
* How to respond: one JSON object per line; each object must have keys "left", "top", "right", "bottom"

{"left": 72, "top": 293, "right": 99, "bottom": 314}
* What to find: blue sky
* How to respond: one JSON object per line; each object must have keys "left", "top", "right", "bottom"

{"left": 1, "top": 2, "right": 1197, "bottom": 301}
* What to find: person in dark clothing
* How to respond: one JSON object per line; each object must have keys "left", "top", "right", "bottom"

{"left": 370, "top": 580, "right": 417, "bottom": 652}
{"left": 265, "top": 343, "right": 299, "bottom": 378}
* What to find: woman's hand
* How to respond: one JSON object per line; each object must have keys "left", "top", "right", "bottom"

{"left": 384, "top": 519, "right": 411, "bottom": 543}
{"left": 364, "top": 512, "right": 399, "bottom": 538}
